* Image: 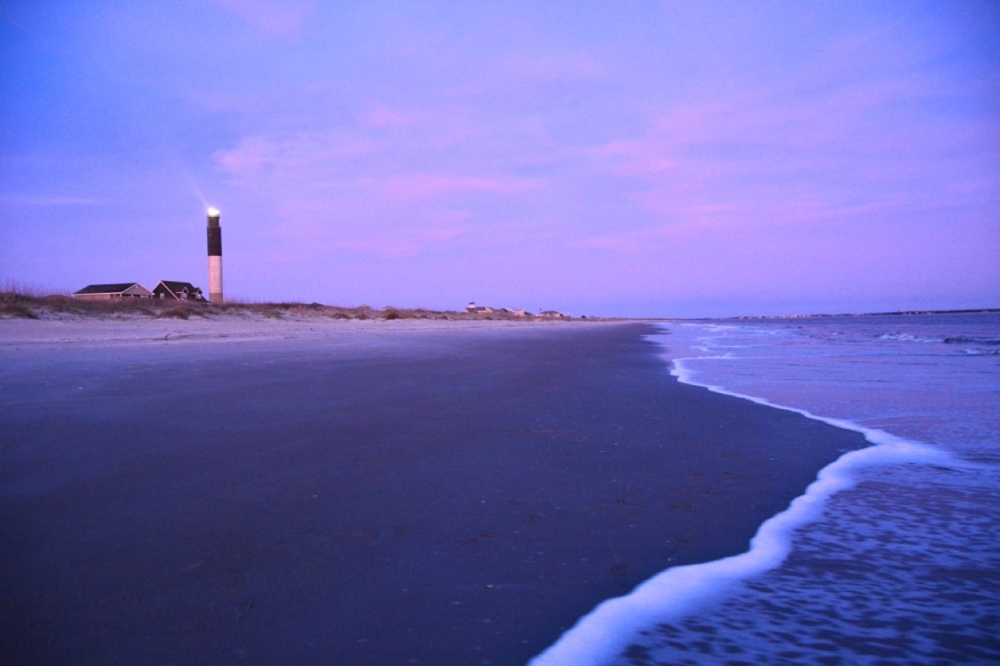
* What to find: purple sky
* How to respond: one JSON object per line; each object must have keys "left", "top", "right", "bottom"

{"left": 2, "top": 1, "right": 998, "bottom": 317}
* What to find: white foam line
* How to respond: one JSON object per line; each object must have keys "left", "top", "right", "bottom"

{"left": 529, "top": 333, "right": 952, "bottom": 666}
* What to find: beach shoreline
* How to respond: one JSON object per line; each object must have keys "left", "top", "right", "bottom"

{"left": 0, "top": 321, "right": 870, "bottom": 665}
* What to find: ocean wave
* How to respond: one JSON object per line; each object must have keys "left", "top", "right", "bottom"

{"left": 528, "top": 337, "right": 952, "bottom": 666}
{"left": 876, "top": 333, "right": 1000, "bottom": 347}
{"left": 875, "top": 333, "right": 942, "bottom": 343}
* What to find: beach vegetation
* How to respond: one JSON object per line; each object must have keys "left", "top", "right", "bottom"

{"left": 0, "top": 283, "right": 591, "bottom": 323}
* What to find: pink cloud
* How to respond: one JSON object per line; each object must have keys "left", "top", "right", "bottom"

{"left": 214, "top": 137, "right": 272, "bottom": 177}
{"left": 210, "top": 0, "right": 318, "bottom": 36}
{"left": 285, "top": 230, "right": 471, "bottom": 261}
{"left": 575, "top": 218, "right": 730, "bottom": 255}
{"left": 365, "top": 107, "right": 411, "bottom": 130}
{"left": 576, "top": 188, "right": 957, "bottom": 257}
{"left": 946, "top": 175, "right": 1000, "bottom": 196}
{"left": 371, "top": 225, "right": 473, "bottom": 257}
{"left": 588, "top": 140, "right": 678, "bottom": 176}
{"left": 0, "top": 195, "right": 108, "bottom": 207}
{"left": 577, "top": 55, "right": 981, "bottom": 246}
{"left": 574, "top": 235, "right": 656, "bottom": 254}
{"left": 214, "top": 133, "right": 376, "bottom": 182}
{"left": 268, "top": 199, "right": 472, "bottom": 259}
{"left": 373, "top": 174, "right": 544, "bottom": 202}
{"left": 500, "top": 52, "right": 608, "bottom": 83}
{"left": 598, "top": 68, "right": 935, "bottom": 178}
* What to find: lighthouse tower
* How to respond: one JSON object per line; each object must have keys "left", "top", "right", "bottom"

{"left": 207, "top": 207, "right": 223, "bottom": 304}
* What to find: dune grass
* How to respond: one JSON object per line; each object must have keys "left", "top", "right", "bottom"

{"left": 0, "top": 288, "right": 550, "bottom": 322}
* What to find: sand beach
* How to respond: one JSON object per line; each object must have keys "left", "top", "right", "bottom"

{"left": 0, "top": 317, "right": 869, "bottom": 664}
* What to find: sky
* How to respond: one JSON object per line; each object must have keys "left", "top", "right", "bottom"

{"left": 1, "top": 1, "right": 998, "bottom": 317}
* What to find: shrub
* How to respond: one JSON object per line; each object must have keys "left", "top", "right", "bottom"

{"left": 156, "top": 308, "right": 190, "bottom": 320}
{"left": 0, "top": 302, "right": 39, "bottom": 319}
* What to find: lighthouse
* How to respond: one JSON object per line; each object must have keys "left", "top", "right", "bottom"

{"left": 207, "top": 207, "right": 223, "bottom": 304}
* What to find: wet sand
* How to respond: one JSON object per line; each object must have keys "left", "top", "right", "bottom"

{"left": 0, "top": 322, "right": 868, "bottom": 665}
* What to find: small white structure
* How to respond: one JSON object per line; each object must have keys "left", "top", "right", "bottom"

{"left": 466, "top": 301, "right": 494, "bottom": 314}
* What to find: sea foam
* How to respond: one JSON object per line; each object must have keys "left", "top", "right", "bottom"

{"left": 528, "top": 333, "right": 952, "bottom": 666}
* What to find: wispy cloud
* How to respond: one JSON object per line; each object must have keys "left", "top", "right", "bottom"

{"left": 371, "top": 173, "right": 544, "bottom": 202}
{"left": 574, "top": 188, "right": 965, "bottom": 256}
{"left": 587, "top": 140, "right": 678, "bottom": 176}
{"left": 323, "top": 225, "right": 471, "bottom": 259}
{"left": 269, "top": 200, "right": 472, "bottom": 258}
{"left": 364, "top": 106, "right": 412, "bottom": 130}
{"left": 0, "top": 195, "right": 109, "bottom": 207}
{"left": 210, "top": 0, "right": 318, "bottom": 37}
{"left": 499, "top": 51, "right": 608, "bottom": 83}
{"left": 577, "top": 40, "right": 998, "bottom": 251}
{"left": 213, "top": 133, "right": 378, "bottom": 183}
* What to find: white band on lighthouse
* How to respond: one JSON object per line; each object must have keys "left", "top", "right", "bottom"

{"left": 209, "top": 255, "right": 223, "bottom": 304}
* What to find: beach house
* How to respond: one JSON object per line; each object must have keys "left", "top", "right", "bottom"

{"left": 153, "top": 280, "right": 206, "bottom": 301}
{"left": 73, "top": 283, "right": 153, "bottom": 300}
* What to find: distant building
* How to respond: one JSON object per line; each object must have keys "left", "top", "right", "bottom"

{"left": 495, "top": 307, "right": 528, "bottom": 317}
{"left": 466, "top": 302, "right": 531, "bottom": 317}
{"left": 465, "top": 301, "right": 494, "bottom": 314}
{"left": 153, "top": 280, "right": 205, "bottom": 302}
{"left": 537, "top": 310, "right": 570, "bottom": 319}
{"left": 73, "top": 283, "right": 152, "bottom": 301}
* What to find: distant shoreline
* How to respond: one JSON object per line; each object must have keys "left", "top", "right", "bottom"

{"left": 2, "top": 290, "right": 995, "bottom": 325}
{"left": 724, "top": 308, "right": 1000, "bottom": 320}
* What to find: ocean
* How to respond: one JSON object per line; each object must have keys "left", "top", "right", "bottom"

{"left": 534, "top": 313, "right": 1000, "bottom": 665}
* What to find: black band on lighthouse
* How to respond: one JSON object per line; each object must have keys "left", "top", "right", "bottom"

{"left": 208, "top": 227, "right": 222, "bottom": 256}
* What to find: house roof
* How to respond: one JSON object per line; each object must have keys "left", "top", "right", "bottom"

{"left": 154, "top": 280, "right": 204, "bottom": 301}
{"left": 74, "top": 283, "right": 147, "bottom": 295}
{"left": 155, "top": 280, "right": 201, "bottom": 292}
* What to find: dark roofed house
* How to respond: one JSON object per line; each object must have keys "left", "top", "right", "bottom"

{"left": 153, "top": 280, "right": 205, "bottom": 302}
{"left": 73, "top": 283, "right": 152, "bottom": 301}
